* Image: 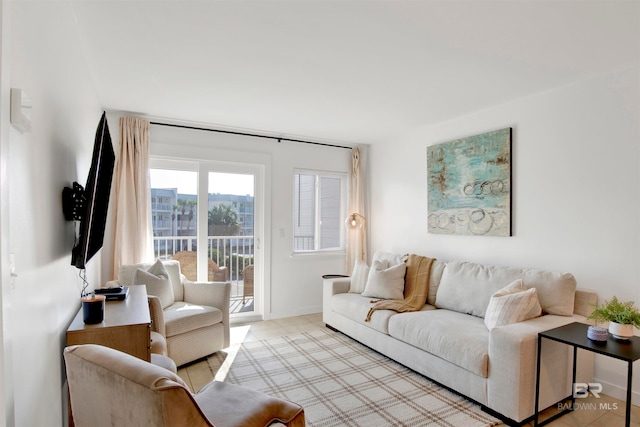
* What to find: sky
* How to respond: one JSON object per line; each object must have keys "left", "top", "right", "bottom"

{"left": 150, "top": 169, "right": 254, "bottom": 196}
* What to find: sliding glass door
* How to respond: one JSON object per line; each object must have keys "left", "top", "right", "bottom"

{"left": 150, "top": 159, "right": 261, "bottom": 318}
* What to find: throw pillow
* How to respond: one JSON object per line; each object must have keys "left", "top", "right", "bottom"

{"left": 361, "top": 260, "right": 406, "bottom": 300}
{"left": 349, "top": 260, "right": 370, "bottom": 293}
{"left": 484, "top": 279, "right": 542, "bottom": 331}
{"left": 134, "top": 260, "right": 175, "bottom": 309}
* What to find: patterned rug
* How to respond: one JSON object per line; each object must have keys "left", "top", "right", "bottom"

{"left": 208, "top": 328, "right": 501, "bottom": 427}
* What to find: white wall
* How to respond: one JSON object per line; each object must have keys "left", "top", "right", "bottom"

{"left": 2, "top": 2, "right": 104, "bottom": 426}
{"left": 147, "top": 124, "right": 352, "bottom": 319}
{"left": 368, "top": 66, "right": 640, "bottom": 403}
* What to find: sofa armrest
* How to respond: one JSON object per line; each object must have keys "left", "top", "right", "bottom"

{"left": 183, "top": 281, "right": 231, "bottom": 348}
{"left": 323, "top": 277, "right": 351, "bottom": 296}
{"left": 487, "top": 314, "right": 589, "bottom": 422}
{"left": 574, "top": 288, "right": 598, "bottom": 318}
{"left": 323, "top": 278, "right": 351, "bottom": 325}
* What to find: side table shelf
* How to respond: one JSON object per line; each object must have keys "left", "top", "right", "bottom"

{"left": 535, "top": 322, "right": 640, "bottom": 427}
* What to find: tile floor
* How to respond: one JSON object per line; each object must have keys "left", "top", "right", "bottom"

{"left": 177, "top": 314, "right": 639, "bottom": 427}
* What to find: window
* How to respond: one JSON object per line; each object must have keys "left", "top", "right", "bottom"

{"left": 293, "top": 170, "right": 347, "bottom": 252}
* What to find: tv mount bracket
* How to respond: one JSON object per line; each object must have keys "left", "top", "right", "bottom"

{"left": 62, "top": 182, "right": 86, "bottom": 221}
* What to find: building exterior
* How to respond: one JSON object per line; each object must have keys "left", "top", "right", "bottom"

{"left": 151, "top": 189, "right": 254, "bottom": 238}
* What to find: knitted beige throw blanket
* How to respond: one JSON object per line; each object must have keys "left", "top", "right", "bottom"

{"left": 365, "top": 254, "right": 435, "bottom": 322}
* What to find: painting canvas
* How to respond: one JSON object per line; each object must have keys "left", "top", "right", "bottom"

{"left": 427, "top": 128, "right": 511, "bottom": 236}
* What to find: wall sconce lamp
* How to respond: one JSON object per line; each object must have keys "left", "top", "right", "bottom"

{"left": 345, "top": 213, "right": 366, "bottom": 260}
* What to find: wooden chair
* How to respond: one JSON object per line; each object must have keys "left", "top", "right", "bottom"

{"left": 242, "top": 264, "right": 254, "bottom": 304}
{"left": 172, "top": 251, "right": 229, "bottom": 282}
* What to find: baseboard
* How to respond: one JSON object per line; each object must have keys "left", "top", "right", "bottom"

{"left": 595, "top": 376, "right": 640, "bottom": 406}
{"left": 267, "top": 306, "right": 322, "bottom": 320}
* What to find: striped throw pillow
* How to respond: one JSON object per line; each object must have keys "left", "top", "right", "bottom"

{"left": 484, "top": 279, "right": 542, "bottom": 330}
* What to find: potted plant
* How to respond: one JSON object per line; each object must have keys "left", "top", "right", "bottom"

{"left": 588, "top": 296, "right": 640, "bottom": 340}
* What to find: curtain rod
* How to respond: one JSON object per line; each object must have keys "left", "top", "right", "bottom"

{"left": 150, "top": 121, "right": 353, "bottom": 150}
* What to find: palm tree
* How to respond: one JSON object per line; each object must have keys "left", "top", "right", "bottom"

{"left": 171, "top": 204, "right": 180, "bottom": 235}
{"left": 177, "top": 198, "right": 188, "bottom": 233}
{"left": 185, "top": 200, "right": 196, "bottom": 234}
{"left": 208, "top": 204, "right": 241, "bottom": 236}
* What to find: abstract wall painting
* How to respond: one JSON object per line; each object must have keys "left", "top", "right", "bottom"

{"left": 427, "top": 128, "right": 512, "bottom": 237}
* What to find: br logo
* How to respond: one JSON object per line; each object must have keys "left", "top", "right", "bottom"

{"left": 573, "top": 383, "right": 602, "bottom": 398}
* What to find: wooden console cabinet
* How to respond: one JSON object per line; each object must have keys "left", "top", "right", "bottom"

{"left": 66, "top": 285, "right": 151, "bottom": 361}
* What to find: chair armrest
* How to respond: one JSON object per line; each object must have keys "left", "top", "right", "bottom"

{"left": 212, "top": 267, "right": 228, "bottom": 282}
{"left": 147, "top": 295, "right": 166, "bottom": 336}
{"left": 184, "top": 281, "right": 231, "bottom": 348}
{"left": 184, "top": 281, "right": 231, "bottom": 309}
{"left": 487, "top": 314, "right": 588, "bottom": 422}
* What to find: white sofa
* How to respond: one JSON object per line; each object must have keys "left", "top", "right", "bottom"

{"left": 323, "top": 252, "right": 597, "bottom": 425}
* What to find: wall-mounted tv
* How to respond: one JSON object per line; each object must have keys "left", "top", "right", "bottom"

{"left": 69, "top": 112, "right": 115, "bottom": 269}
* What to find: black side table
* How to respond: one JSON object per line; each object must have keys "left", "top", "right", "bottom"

{"left": 535, "top": 322, "right": 640, "bottom": 427}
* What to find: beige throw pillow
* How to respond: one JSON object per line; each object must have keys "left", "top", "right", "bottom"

{"left": 134, "top": 260, "right": 175, "bottom": 309}
{"left": 484, "top": 279, "right": 542, "bottom": 331}
{"left": 349, "top": 260, "right": 370, "bottom": 294}
{"left": 361, "top": 260, "right": 406, "bottom": 300}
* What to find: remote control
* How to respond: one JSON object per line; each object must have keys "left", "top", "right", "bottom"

{"left": 95, "top": 286, "right": 123, "bottom": 294}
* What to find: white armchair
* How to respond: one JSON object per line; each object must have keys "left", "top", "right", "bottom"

{"left": 107, "top": 260, "right": 230, "bottom": 367}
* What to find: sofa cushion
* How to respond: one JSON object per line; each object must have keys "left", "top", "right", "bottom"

{"left": 349, "top": 260, "right": 370, "bottom": 294}
{"left": 435, "top": 261, "right": 523, "bottom": 318}
{"left": 484, "top": 280, "right": 542, "bottom": 330}
{"left": 523, "top": 270, "right": 576, "bottom": 316}
{"left": 330, "top": 293, "right": 396, "bottom": 334}
{"left": 371, "top": 251, "right": 408, "bottom": 267}
{"left": 427, "top": 259, "right": 447, "bottom": 306}
{"left": 362, "top": 260, "right": 406, "bottom": 300}
{"left": 388, "top": 309, "right": 489, "bottom": 377}
{"left": 163, "top": 301, "right": 223, "bottom": 338}
{"left": 134, "top": 260, "right": 175, "bottom": 309}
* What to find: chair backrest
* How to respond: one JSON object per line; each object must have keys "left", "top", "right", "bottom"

{"left": 242, "top": 265, "right": 254, "bottom": 286}
{"left": 172, "top": 251, "right": 227, "bottom": 282}
{"left": 64, "top": 344, "right": 212, "bottom": 427}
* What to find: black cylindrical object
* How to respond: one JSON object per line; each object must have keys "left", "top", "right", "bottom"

{"left": 82, "top": 295, "right": 105, "bottom": 324}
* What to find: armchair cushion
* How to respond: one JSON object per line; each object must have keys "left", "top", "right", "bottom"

{"left": 135, "top": 261, "right": 174, "bottom": 308}
{"left": 163, "top": 302, "right": 223, "bottom": 338}
{"left": 195, "top": 381, "right": 305, "bottom": 427}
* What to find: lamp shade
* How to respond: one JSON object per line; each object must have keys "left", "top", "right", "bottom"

{"left": 345, "top": 213, "right": 365, "bottom": 229}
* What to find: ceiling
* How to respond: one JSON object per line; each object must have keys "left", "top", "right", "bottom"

{"left": 69, "top": 0, "right": 639, "bottom": 145}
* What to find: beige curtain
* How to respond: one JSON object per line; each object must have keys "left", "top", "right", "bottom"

{"left": 346, "top": 146, "right": 367, "bottom": 274}
{"left": 110, "top": 116, "right": 153, "bottom": 278}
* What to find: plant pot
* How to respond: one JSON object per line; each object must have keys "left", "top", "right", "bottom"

{"left": 608, "top": 321, "right": 634, "bottom": 340}
{"left": 587, "top": 326, "right": 608, "bottom": 342}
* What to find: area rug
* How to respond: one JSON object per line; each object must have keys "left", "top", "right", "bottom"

{"left": 208, "top": 328, "right": 501, "bottom": 427}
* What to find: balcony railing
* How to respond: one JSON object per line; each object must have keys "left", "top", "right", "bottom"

{"left": 153, "top": 235, "right": 254, "bottom": 312}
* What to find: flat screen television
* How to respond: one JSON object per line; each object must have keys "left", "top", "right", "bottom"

{"left": 71, "top": 112, "right": 115, "bottom": 269}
